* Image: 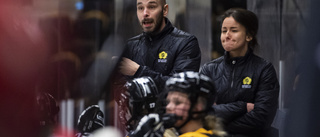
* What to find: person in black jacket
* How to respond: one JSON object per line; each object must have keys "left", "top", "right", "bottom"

{"left": 119, "top": 0, "right": 201, "bottom": 91}
{"left": 200, "top": 8, "right": 279, "bottom": 137}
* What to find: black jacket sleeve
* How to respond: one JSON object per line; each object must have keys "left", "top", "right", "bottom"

{"left": 212, "top": 101, "right": 247, "bottom": 124}
{"left": 200, "top": 64, "right": 248, "bottom": 123}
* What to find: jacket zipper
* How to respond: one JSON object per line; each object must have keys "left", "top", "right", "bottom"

{"left": 231, "top": 60, "right": 236, "bottom": 88}
{"left": 147, "top": 36, "right": 156, "bottom": 68}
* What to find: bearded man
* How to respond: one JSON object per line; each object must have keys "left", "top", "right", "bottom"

{"left": 119, "top": 0, "right": 201, "bottom": 91}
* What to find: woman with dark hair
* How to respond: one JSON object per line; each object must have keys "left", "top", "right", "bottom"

{"left": 200, "top": 8, "right": 279, "bottom": 137}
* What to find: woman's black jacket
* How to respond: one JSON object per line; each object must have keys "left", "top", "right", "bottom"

{"left": 200, "top": 50, "right": 279, "bottom": 137}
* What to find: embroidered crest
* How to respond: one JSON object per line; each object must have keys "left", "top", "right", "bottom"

{"left": 242, "top": 77, "right": 252, "bottom": 88}
{"left": 158, "top": 51, "right": 167, "bottom": 63}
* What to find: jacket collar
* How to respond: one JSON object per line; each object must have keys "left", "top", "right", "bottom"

{"left": 224, "top": 48, "right": 253, "bottom": 65}
{"left": 143, "top": 18, "right": 174, "bottom": 41}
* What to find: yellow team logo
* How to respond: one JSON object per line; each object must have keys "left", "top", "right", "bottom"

{"left": 242, "top": 77, "right": 252, "bottom": 88}
{"left": 243, "top": 77, "right": 252, "bottom": 85}
{"left": 159, "top": 51, "right": 168, "bottom": 59}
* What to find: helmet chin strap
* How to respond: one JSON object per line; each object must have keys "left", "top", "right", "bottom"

{"left": 175, "top": 110, "right": 207, "bottom": 131}
{"left": 176, "top": 114, "right": 191, "bottom": 131}
{"left": 191, "top": 110, "right": 207, "bottom": 119}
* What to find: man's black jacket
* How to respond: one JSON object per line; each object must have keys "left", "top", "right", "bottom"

{"left": 200, "top": 49, "right": 279, "bottom": 137}
{"left": 123, "top": 18, "right": 201, "bottom": 90}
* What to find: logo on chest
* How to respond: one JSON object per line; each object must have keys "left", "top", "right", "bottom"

{"left": 242, "top": 77, "right": 252, "bottom": 88}
{"left": 158, "top": 51, "right": 168, "bottom": 63}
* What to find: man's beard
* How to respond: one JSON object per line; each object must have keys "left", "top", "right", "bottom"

{"left": 144, "top": 10, "right": 164, "bottom": 35}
